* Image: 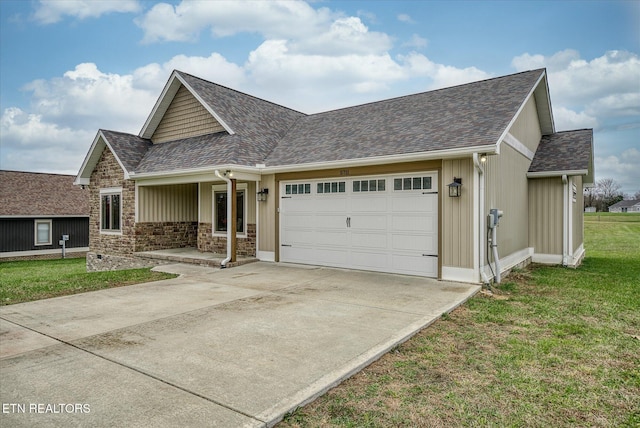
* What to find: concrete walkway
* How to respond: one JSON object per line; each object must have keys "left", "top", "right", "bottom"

{"left": 0, "top": 262, "right": 479, "bottom": 427}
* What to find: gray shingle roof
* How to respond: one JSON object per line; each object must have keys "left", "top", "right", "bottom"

{"left": 266, "top": 69, "right": 545, "bottom": 166}
{"left": 101, "top": 130, "right": 152, "bottom": 173}
{"left": 528, "top": 129, "right": 593, "bottom": 173}
{"left": 609, "top": 199, "right": 640, "bottom": 209}
{"left": 0, "top": 170, "right": 89, "bottom": 216}
{"left": 101, "top": 69, "right": 549, "bottom": 174}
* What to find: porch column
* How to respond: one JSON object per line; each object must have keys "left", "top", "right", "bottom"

{"left": 230, "top": 178, "right": 237, "bottom": 262}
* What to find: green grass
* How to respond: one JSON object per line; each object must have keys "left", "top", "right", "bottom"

{"left": 585, "top": 212, "right": 640, "bottom": 222}
{"left": 0, "top": 258, "right": 176, "bottom": 305}
{"left": 280, "top": 214, "right": 640, "bottom": 427}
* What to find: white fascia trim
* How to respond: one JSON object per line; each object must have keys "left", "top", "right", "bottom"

{"left": 175, "top": 73, "right": 235, "bottom": 135}
{"left": 532, "top": 253, "right": 563, "bottom": 264}
{"left": 527, "top": 170, "right": 588, "bottom": 178}
{"left": 139, "top": 71, "right": 182, "bottom": 138}
{"left": 75, "top": 131, "right": 106, "bottom": 185}
{"left": 262, "top": 144, "right": 498, "bottom": 174}
{"left": 0, "top": 247, "right": 89, "bottom": 258}
{"left": 257, "top": 251, "right": 275, "bottom": 262}
{"left": 132, "top": 165, "right": 261, "bottom": 185}
{"left": 496, "top": 71, "right": 551, "bottom": 151}
{"left": 441, "top": 266, "right": 479, "bottom": 284}
{"left": 503, "top": 133, "right": 535, "bottom": 160}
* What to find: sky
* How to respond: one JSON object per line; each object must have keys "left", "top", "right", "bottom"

{"left": 1, "top": 0, "right": 638, "bottom": 196}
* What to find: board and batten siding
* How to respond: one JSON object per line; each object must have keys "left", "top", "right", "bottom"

{"left": 258, "top": 174, "right": 276, "bottom": 255}
{"left": 528, "top": 177, "right": 563, "bottom": 255}
{"left": 572, "top": 175, "right": 584, "bottom": 253}
{"left": 137, "top": 184, "right": 198, "bottom": 222}
{"left": 0, "top": 217, "right": 89, "bottom": 252}
{"left": 484, "top": 143, "right": 530, "bottom": 260}
{"left": 509, "top": 94, "right": 543, "bottom": 153}
{"left": 151, "top": 85, "right": 226, "bottom": 143}
{"left": 441, "top": 158, "right": 474, "bottom": 269}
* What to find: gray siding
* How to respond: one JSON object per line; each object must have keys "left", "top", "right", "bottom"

{"left": 138, "top": 184, "right": 198, "bottom": 222}
{"left": 528, "top": 177, "right": 563, "bottom": 255}
{"left": 442, "top": 158, "right": 474, "bottom": 269}
{"left": 0, "top": 217, "right": 89, "bottom": 252}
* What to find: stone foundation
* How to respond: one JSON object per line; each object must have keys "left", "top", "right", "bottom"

{"left": 135, "top": 221, "right": 198, "bottom": 252}
{"left": 198, "top": 223, "right": 256, "bottom": 257}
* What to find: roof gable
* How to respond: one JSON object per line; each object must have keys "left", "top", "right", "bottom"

{"left": 1, "top": 170, "right": 89, "bottom": 216}
{"left": 151, "top": 85, "right": 226, "bottom": 143}
{"left": 528, "top": 129, "right": 594, "bottom": 184}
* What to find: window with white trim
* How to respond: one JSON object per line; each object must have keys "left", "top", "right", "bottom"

{"left": 100, "top": 189, "right": 121, "bottom": 232}
{"left": 34, "top": 219, "right": 52, "bottom": 246}
{"left": 213, "top": 184, "right": 246, "bottom": 235}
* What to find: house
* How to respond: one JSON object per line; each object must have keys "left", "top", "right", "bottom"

{"left": 75, "top": 69, "right": 594, "bottom": 283}
{"left": 0, "top": 171, "right": 89, "bottom": 260}
{"left": 608, "top": 199, "right": 640, "bottom": 213}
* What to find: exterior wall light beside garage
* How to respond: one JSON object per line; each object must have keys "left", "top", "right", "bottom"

{"left": 257, "top": 188, "right": 269, "bottom": 202}
{"left": 448, "top": 177, "right": 462, "bottom": 197}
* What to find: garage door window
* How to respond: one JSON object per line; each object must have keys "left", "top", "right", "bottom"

{"left": 285, "top": 183, "right": 311, "bottom": 195}
{"left": 394, "top": 176, "right": 432, "bottom": 191}
{"left": 353, "top": 179, "right": 386, "bottom": 192}
{"left": 317, "top": 181, "right": 345, "bottom": 194}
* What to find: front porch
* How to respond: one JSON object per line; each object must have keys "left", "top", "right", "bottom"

{"left": 135, "top": 247, "right": 259, "bottom": 268}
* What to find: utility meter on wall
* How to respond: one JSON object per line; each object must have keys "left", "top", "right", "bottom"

{"left": 488, "top": 209, "right": 503, "bottom": 229}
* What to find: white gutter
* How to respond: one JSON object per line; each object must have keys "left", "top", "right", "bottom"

{"left": 214, "top": 170, "right": 232, "bottom": 268}
{"left": 562, "top": 174, "right": 569, "bottom": 266}
{"left": 473, "top": 153, "right": 491, "bottom": 285}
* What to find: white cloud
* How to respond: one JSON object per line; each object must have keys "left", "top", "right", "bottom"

{"left": 397, "top": 13, "right": 415, "bottom": 24}
{"left": 595, "top": 148, "right": 640, "bottom": 196}
{"left": 403, "top": 34, "right": 428, "bottom": 49}
{"left": 401, "top": 52, "right": 491, "bottom": 90}
{"left": 136, "top": 0, "right": 335, "bottom": 43}
{"left": 33, "top": 0, "right": 140, "bottom": 24}
{"left": 553, "top": 106, "right": 599, "bottom": 131}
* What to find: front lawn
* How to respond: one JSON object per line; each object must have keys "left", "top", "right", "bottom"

{"left": 0, "top": 258, "right": 176, "bottom": 305}
{"left": 280, "top": 215, "right": 640, "bottom": 427}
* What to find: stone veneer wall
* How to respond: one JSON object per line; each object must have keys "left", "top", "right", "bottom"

{"left": 198, "top": 223, "right": 256, "bottom": 256}
{"left": 134, "top": 222, "right": 198, "bottom": 252}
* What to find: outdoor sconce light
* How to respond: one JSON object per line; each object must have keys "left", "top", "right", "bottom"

{"left": 257, "top": 188, "right": 269, "bottom": 202}
{"left": 448, "top": 177, "right": 462, "bottom": 197}
{"left": 480, "top": 153, "right": 487, "bottom": 163}
{"left": 225, "top": 170, "right": 234, "bottom": 178}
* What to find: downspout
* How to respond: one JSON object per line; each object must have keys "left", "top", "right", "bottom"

{"left": 473, "top": 153, "right": 491, "bottom": 285}
{"left": 562, "top": 174, "right": 569, "bottom": 266}
{"left": 215, "top": 170, "right": 232, "bottom": 268}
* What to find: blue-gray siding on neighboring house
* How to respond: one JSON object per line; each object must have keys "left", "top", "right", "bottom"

{"left": 0, "top": 217, "right": 89, "bottom": 252}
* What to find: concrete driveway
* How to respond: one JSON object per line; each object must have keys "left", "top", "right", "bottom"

{"left": 0, "top": 262, "right": 479, "bottom": 427}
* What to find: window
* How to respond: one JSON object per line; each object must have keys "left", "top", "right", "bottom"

{"left": 214, "top": 186, "right": 246, "bottom": 235}
{"left": 353, "top": 179, "right": 386, "bottom": 192}
{"left": 394, "top": 176, "right": 432, "bottom": 191}
{"left": 317, "top": 181, "right": 345, "bottom": 194}
{"left": 100, "top": 190, "right": 121, "bottom": 232}
{"left": 285, "top": 183, "right": 311, "bottom": 195}
{"left": 34, "top": 219, "right": 52, "bottom": 246}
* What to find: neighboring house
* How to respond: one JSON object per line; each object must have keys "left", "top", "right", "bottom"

{"left": 75, "top": 69, "right": 594, "bottom": 283}
{"left": 1, "top": 171, "right": 89, "bottom": 259}
{"left": 608, "top": 199, "right": 640, "bottom": 213}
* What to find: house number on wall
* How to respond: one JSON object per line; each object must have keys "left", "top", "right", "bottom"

{"left": 340, "top": 169, "right": 350, "bottom": 176}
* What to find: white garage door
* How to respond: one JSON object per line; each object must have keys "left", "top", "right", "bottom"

{"left": 280, "top": 173, "right": 438, "bottom": 277}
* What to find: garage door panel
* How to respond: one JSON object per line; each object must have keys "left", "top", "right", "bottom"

{"left": 391, "top": 215, "right": 437, "bottom": 232}
{"left": 315, "top": 248, "right": 349, "bottom": 266}
{"left": 350, "top": 215, "right": 386, "bottom": 230}
{"left": 316, "top": 214, "right": 347, "bottom": 229}
{"left": 282, "top": 229, "right": 314, "bottom": 245}
{"left": 351, "top": 251, "right": 388, "bottom": 269}
{"left": 350, "top": 231, "right": 387, "bottom": 249}
{"left": 391, "top": 233, "right": 436, "bottom": 253}
{"left": 316, "top": 231, "right": 348, "bottom": 246}
{"left": 316, "top": 198, "right": 347, "bottom": 213}
{"left": 350, "top": 196, "right": 387, "bottom": 212}
{"left": 392, "top": 254, "right": 438, "bottom": 276}
{"left": 283, "top": 213, "right": 313, "bottom": 228}
{"left": 392, "top": 195, "right": 437, "bottom": 213}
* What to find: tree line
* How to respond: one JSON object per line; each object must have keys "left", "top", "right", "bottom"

{"left": 584, "top": 178, "right": 640, "bottom": 212}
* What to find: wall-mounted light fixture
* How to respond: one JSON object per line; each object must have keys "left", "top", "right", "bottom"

{"left": 257, "top": 188, "right": 269, "bottom": 202}
{"left": 225, "top": 170, "right": 234, "bottom": 178}
{"left": 480, "top": 153, "right": 487, "bottom": 163}
{"left": 447, "top": 177, "right": 462, "bottom": 197}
